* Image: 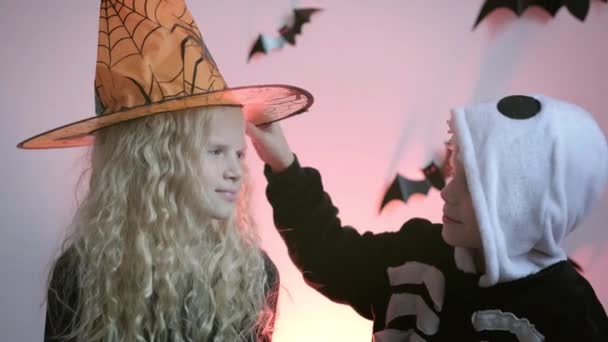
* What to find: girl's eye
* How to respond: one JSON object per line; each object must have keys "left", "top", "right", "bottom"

{"left": 237, "top": 151, "right": 245, "bottom": 159}
{"left": 209, "top": 149, "right": 222, "bottom": 155}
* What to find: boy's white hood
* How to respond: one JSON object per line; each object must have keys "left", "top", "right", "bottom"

{"left": 451, "top": 94, "right": 608, "bottom": 287}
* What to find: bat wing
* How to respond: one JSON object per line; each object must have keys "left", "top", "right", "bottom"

{"left": 563, "top": 0, "right": 589, "bottom": 20}
{"left": 280, "top": 7, "right": 322, "bottom": 45}
{"left": 474, "top": 0, "right": 523, "bottom": 28}
{"left": 247, "top": 35, "right": 286, "bottom": 61}
{"left": 247, "top": 35, "right": 267, "bottom": 61}
{"left": 422, "top": 162, "right": 446, "bottom": 190}
{"left": 278, "top": 24, "right": 296, "bottom": 45}
{"left": 474, "top": 0, "right": 566, "bottom": 28}
{"left": 380, "top": 174, "right": 432, "bottom": 211}
{"left": 531, "top": 0, "right": 565, "bottom": 16}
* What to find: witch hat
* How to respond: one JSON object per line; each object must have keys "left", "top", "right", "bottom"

{"left": 18, "top": 0, "right": 313, "bottom": 149}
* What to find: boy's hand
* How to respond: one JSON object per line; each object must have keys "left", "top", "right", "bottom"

{"left": 246, "top": 122, "right": 295, "bottom": 173}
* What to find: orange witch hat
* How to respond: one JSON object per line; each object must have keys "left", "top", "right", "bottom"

{"left": 18, "top": 0, "right": 313, "bottom": 149}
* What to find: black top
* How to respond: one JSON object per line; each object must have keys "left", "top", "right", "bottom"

{"left": 264, "top": 155, "right": 608, "bottom": 342}
{"left": 44, "top": 248, "right": 279, "bottom": 341}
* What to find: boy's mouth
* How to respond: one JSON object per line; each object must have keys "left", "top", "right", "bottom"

{"left": 442, "top": 214, "right": 463, "bottom": 224}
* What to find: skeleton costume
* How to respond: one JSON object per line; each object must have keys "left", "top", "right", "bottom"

{"left": 264, "top": 95, "right": 608, "bottom": 341}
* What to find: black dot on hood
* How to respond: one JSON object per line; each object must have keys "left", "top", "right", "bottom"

{"left": 497, "top": 95, "right": 541, "bottom": 119}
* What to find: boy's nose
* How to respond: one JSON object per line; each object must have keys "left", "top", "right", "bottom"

{"left": 440, "top": 181, "right": 453, "bottom": 204}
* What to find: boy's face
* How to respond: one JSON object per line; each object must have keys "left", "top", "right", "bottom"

{"left": 200, "top": 107, "right": 246, "bottom": 220}
{"left": 440, "top": 148, "right": 482, "bottom": 249}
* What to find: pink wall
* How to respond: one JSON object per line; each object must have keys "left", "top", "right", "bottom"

{"left": 1, "top": 0, "right": 607, "bottom": 340}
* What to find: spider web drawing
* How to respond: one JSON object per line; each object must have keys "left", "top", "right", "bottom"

{"left": 94, "top": 0, "right": 226, "bottom": 115}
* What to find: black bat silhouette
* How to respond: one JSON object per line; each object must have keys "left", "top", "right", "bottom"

{"left": 422, "top": 162, "right": 446, "bottom": 191}
{"left": 248, "top": 8, "right": 322, "bottom": 61}
{"left": 380, "top": 161, "right": 446, "bottom": 211}
{"left": 474, "top": 0, "right": 606, "bottom": 28}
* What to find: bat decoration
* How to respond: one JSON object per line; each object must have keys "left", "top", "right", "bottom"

{"left": 473, "top": 0, "right": 607, "bottom": 28}
{"left": 248, "top": 8, "right": 322, "bottom": 61}
{"left": 423, "top": 161, "right": 446, "bottom": 190}
{"left": 380, "top": 161, "right": 447, "bottom": 212}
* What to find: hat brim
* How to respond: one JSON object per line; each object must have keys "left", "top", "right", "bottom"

{"left": 18, "top": 84, "right": 313, "bottom": 149}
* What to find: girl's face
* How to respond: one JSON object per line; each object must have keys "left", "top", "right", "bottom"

{"left": 440, "top": 147, "right": 482, "bottom": 249}
{"left": 200, "top": 107, "right": 246, "bottom": 220}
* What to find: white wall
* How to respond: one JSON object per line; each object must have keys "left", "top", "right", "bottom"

{"left": 1, "top": 0, "right": 607, "bottom": 341}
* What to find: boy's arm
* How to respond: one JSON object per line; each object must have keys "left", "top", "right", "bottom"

{"left": 543, "top": 277, "right": 608, "bottom": 342}
{"left": 248, "top": 121, "right": 447, "bottom": 319}
{"left": 542, "top": 307, "right": 608, "bottom": 342}
{"left": 265, "top": 155, "right": 440, "bottom": 319}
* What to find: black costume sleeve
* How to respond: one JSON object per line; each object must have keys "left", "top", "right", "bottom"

{"left": 264, "top": 155, "right": 448, "bottom": 320}
{"left": 541, "top": 265, "right": 608, "bottom": 341}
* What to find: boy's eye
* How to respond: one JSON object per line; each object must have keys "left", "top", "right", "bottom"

{"left": 237, "top": 151, "right": 245, "bottom": 159}
{"left": 209, "top": 148, "right": 222, "bottom": 155}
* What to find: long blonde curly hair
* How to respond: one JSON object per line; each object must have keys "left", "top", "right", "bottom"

{"left": 46, "top": 107, "right": 275, "bottom": 341}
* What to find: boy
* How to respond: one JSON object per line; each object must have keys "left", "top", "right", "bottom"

{"left": 247, "top": 94, "right": 608, "bottom": 341}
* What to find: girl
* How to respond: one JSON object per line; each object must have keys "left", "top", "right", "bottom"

{"left": 17, "top": 0, "right": 314, "bottom": 340}
{"left": 45, "top": 106, "right": 279, "bottom": 341}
